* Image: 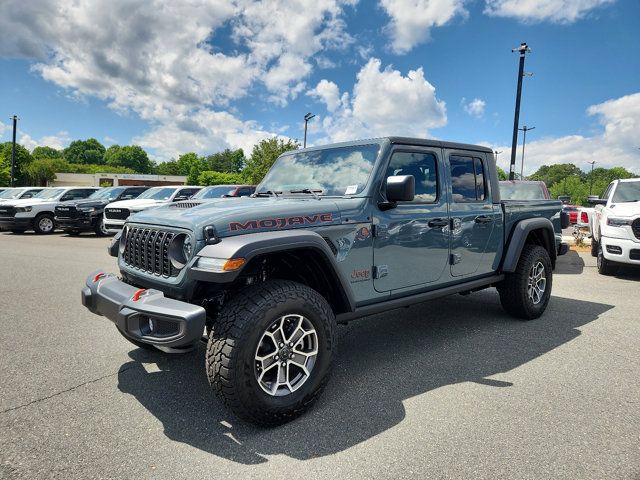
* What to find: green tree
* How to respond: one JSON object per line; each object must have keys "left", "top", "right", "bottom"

{"left": 24, "top": 159, "right": 59, "bottom": 186}
{"left": 528, "top": 163, "right": 584, "bottom": 187}
{"left": 176, "top": 152, "right": 206, "bottom": 176}
{"left": 104, "top": 145, "right": 153, "bottom": 173}
{"left": 0, "top": 142, "right": 33, "bottom": 186}
{"left": 496, "top": 165, "right": 508, "bottom": 181}
{"left": 154, "top": 160, "right": 180, "bottom": 175}
{"left": 63, "top": 138, "right": 106, "bottom": 165}
{"left": 205, "top": 148, "right": 245, "bottom": 173}
{"left": 243, "top": 138, "right": 299, "bottom": 184}
{"left": 32, "top": 146, "right": 63, "bottom": 160}
{"left": 198, "top": 170, "right": 244, "bottom": 186}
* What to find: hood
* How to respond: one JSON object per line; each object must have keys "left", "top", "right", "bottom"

{"left": 106, "top": 198, "right": 168, "bottom": 210}
{"left": 129, "top": 196, "right": 349, "bottom": 240}
{"left": 62, "top": 198, "right": 109, "bottom": 209}
{"left": 608, "top": 202, "right": 640, "bottom": 216}
{"left": 1, "top": 198, "right": 49, "bottom": 207}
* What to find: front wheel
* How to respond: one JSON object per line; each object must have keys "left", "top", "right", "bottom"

{"left": 33, "top": 213, "right": 55, "bottom": 234}
{"left": 590, "top": 237, "right": 598, "bottom": 257}
{"left": 94, "top": 217, "right": 111, "bottom": 237}
{"left": 206, "top": 280, "right": 335, "bottom": 426}
{"left": 498, "top": 244, "right": 553, "bottom": 320}
{"left": 597, "top": 243, "right": 617, "bottom": 275}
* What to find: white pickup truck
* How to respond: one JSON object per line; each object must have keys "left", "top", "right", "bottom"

{"left": 103, "top": 185, "right": 201, "bottom": 233}
{"left": 588, "top": 178, "right": 640, "bottom": 274}
{"left": 0, "top": 186, "right": 99, "bottom": 234}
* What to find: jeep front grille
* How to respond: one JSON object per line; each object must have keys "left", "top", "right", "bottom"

{"left": 632, "top": 218, "right": 640, "bottom": 240}
{"left": 105, "top": 208, "right": 130, "bottom": 220}
{"left": 123, "top": 226, "right": 178, "bottom": 277}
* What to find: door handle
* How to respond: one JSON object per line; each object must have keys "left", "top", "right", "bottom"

{"left": 428, "top": 218, "right": 449, "bottom": 228}
{"left": 474, "top": 215, "right": 493, "bottom": 224}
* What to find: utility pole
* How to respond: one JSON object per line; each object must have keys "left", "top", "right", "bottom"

{"left": 303, "top": 112, "right": 315, "bottom": 148}
{"left": 518, "top": 125, "right": 535, "bottom": 179}
{"left": 10, "top": 115, "right": 18, "bottom": 187}
{"left": 509, "top": 42, "right": 532, "bottom": 180}
{"left": 588, "top": 160, "right": 596, "bottom": 195}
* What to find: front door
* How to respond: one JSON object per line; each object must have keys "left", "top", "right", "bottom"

{"left": 373, "top": 148, "right": 450, "bottom": 292}
{"left": 446, "top": 152, "right": 500, "bottom": 277}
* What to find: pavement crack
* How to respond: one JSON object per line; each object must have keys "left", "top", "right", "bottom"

{"left": 0, "top": 364, "right": 136, "bottom": 415}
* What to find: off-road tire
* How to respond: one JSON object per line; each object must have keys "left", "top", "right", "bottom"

{"left": 597, "top": 243, "right": 617, "bottom": 276}
{"left": 33, "top": 213, "right": 55, "bottom": 234}
{"left": 206, "top": 280, "right": 335, "bottom": 426}
{"left": 498, "top": 244, "right": 553, "bottom": 320}
{"left": 117, "top": 328, "right": 157, "bottom": 351}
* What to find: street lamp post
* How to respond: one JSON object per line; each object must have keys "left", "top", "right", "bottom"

{"left": 10, "top": 115, "right": 18, "bottom": 187}
{"left": 509, "top": 43, "right": 532, "bottom": 180}
{"left": 588, "top": 160, "right": 596, "bottom": 195}
{"left": 303, "top": 112, "right": 315, "bottom": 148}
{"left": 518, "top": 125, "right": 535, "bottom": 179}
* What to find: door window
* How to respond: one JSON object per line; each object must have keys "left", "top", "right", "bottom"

{"left": 385, "top": 151, "right": 438, "bottom": 203}
{"left": 450, "top": 156, "right": 486, "bottom": 202}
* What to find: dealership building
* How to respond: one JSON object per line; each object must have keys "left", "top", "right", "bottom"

{"left": 49, "top": 172, "right": 187, "bottom": 187}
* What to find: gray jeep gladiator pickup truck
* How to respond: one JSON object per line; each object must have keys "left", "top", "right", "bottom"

{"left": 81, "top": 137, "right": 563, "bottom": 425}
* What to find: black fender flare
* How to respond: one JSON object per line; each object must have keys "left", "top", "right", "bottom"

{"left": 192, "top": 230, "right": 356, "bottom": 312}
{"left": 501, "top": 217, "right": 556, "bottom": 272}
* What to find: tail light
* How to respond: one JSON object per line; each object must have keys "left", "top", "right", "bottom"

{"left": 581, "top": 212, "right": 588, "bottom": 223}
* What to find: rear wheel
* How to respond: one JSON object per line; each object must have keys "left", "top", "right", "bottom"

{"left": 206, "top": 280, "right": 335, "bottom": 426}
{"left": 597, "top": 243, "right": 617, "bottom": 275}
{"left": 33, "top": 213, "right": 55, "bottom": 234}
{"left": 498, "top": 244, "right": 553, "bottom": 320}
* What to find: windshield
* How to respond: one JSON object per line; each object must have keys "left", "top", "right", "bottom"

{"left": 136, "top": 187, "right": 177, "bottom": 200}
{"left": 0, "top": 188, "right": 23, "bottom": 199}
{"left": 88, "top": 187, "right": 126, "bottom": 200}
{"left": 193, "top": 186, "right": 236, "bottom": 199}
{"left": 499, "top": 182, "right": 547, "bottom": 200}
{"left": 257, "top": 144, "right": 380, "bottom": 196}
{"left": 35, "top": 188, "right": 65, "bottom": 200}
{"left": 612, "top": 181, "right": 640, "bottom": 203}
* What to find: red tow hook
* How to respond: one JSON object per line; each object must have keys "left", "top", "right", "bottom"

{"left": 131, "top": 289, "right": 147, "bottom": 302}
{"left": 93, "top": 272, "right": 106, "bottom": 283}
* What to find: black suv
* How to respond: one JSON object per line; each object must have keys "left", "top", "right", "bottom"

{"left": 55, "top": 186, "right": 149, "bottom": 236}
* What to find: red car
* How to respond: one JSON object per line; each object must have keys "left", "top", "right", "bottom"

{"left": 562, "top": 205, "right": 579, "bottom": 224}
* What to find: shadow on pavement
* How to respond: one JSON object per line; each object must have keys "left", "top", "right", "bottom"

{"left": 554, "top": 249, "right": 585, "bottom": 275}
{"left": 117, "top": 291, "right": 613, "bottom": 464}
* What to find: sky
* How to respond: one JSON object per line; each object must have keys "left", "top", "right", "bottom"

{"left": 0, "top": 0, "right": 639, "bottom": 175}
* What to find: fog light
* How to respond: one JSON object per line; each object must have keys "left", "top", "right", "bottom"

{"left": 606, "top": 245, "right": 622, "bottom": 255}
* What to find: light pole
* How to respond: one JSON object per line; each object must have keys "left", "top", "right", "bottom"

{"left": 518, "top": 125, "right": 535, "bottom": 179}
{"left": 509, "top": 42, "right": 532, "bottom": 180}
{"left": 10, "top": 115, "right": 18, "bottom": 187}
{"left": 588, "top": 160, "right": 596, "bottom": 195}
{"left": 303, "top": 112, "right": 315, "bottom": 148}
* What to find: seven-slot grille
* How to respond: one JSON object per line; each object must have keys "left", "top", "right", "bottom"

{"left": 55, "top": 205, "right": 78, "bottom": 218}
{"left": 0, "top": 206, "right": 16, "bottom": 218}
{"left": 632, "top": 218, "right": 640, "bottom": 240}
{"left": 105, "top": 208, "right": 130, "bottom": 220}
{"left": 123, "top": 226, "right": 178, "bottom": 277}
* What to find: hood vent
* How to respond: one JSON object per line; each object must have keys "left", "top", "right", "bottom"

{"left": 169, "top": 201, "right": 203, "bottom": 209}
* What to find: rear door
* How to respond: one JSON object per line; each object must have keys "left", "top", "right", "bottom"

{"left": 446, "top": 151, "right": 501, "bottom": 277}
{"left": 373, "top": 147, "right": 450, "bottom": 292}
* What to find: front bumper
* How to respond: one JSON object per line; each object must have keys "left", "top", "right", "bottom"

{"left": 81, "top": 271, "right": 207, "bottom": 349}
{"left": 104, "top": 218, "right": 125, "bottom": 233}
{"left": 600, "top": 236, "right": 640, "bottom": 265}
{"left": 0, "top": 217, "right": 32, "bottom": 230}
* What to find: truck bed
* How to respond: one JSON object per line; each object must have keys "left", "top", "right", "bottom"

{"left": 501, "top": 199, "right": 563, "bottom": 240}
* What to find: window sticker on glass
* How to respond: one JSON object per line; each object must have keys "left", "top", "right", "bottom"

{"left": 344, "top": 185, "right": 358, "bottom": 195}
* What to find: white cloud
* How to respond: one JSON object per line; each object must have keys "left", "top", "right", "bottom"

{"left": 489, "top": 92, "right": 640, "bottom": 176}
{"left": 18, "top": 131, "right": 70, "bottom": 151}
{"left": 462, "top": 97, "right": 486, "bottom": 118}
{"left": 307, "top": 80, "right": 342, "bottom": 112}
{"left": 309, "top": 58, "right": 447, "bottom": 142}
{"left": 0, "top": 122, "right": 7, "bottom": 140}
{"left": 484, "top": 0, "right": 615, "bottom": 23}
{"left": 380, "top": 0, "right": 467, "bottom": 54}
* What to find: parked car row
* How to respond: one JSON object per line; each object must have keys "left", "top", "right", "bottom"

{"left": 0, "top": 184, "right": 256, "bottom": 235}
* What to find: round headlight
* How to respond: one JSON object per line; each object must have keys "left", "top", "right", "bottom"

{"left": 168, "top": 233, "right": 191, "bottom": 269}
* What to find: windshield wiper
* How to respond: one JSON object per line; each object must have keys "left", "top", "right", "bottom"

{"left": 253, "top": 190, "right": 282, "bottom": 198}
{"left": 289, "top": 188, "right": 323, "bottom": 200}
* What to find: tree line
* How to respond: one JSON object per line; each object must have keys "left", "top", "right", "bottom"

{"left": 0, "top": 137, "right": 299, "bottom": 187}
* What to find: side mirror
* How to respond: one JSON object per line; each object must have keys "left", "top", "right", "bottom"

{"left": 587, "top": 196, "right": 606, "bottom": 205}
{"left": 386, "top": 175, "right": 415, "bottom": 202}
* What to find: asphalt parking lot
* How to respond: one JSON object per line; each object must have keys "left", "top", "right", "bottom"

{"left": 1, "top": 232, "right": 639, "bottom": 480}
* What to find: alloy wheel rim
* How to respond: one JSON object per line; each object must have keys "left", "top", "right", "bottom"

{"left": 527, "top": 261, "right": 546, "bottom": 305}
{"left": 40, "top": 217, "right": 54, "bottom": 232}
{"left": 254, "top": 314, "right": 318, "bottom": 397}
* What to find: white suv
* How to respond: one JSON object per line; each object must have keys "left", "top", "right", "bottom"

{"left": 0, "top": 187, "right": 46, "bottom": 204}
{"left": 0, "top": 187, "right": 99, "bottom": 234}
{"left": 103, "top": 185, "right": 201, "bottom": 233}
{"left": 589, "top": 178, "right": 640, "bottom": 275}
